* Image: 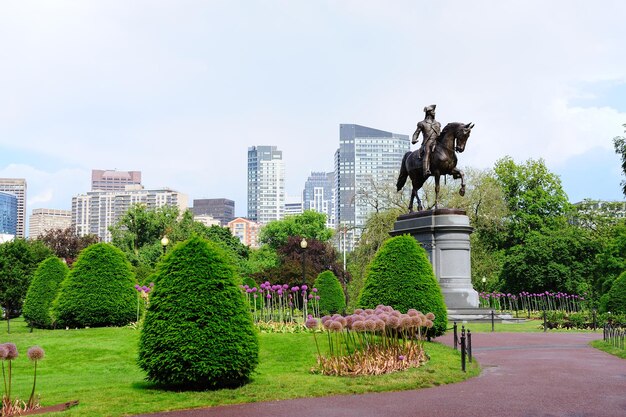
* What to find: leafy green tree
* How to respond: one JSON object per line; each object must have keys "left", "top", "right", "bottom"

{"left": 138, "top": 236, "right": 258, "bottom": 389}
{"left": 499, "top": 226, "right": 599, "bottom": 294}
{"left": 357, "top": 235, "right": 447, "bottom": 337}
{"left": 614, "top": 123, "right": 626, "bottom": 197}
{"left": 314, "top": 270, "right": 346, "bottom": 315}
{"left": 493, "top": 157, "right": 571, "bottom": 247}
{"left": 594, "top": 222, "right": 626, "bottom": 295}
{"left": 37, "top": 227, "right": 99, "bottom": 266}
{"left": 53, "top": 243, "right": 136, "bottom": 328}
{"left": 0, "top": 239, "right": 53, "bottom": 332}
{"left": 23, "top": 257, "right": 69, "bottom": 329}
{"left": 602, "top": 270, "right": 626, "bottom": 314}
{"left": 259, "top": 210, "right": 333, "bottom": 249}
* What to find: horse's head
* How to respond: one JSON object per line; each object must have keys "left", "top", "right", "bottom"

{"left": 454, "top": 122, "right": 474, "bottom": 153}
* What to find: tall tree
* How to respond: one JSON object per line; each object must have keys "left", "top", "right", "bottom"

{"left": 0, "top": 239, "right": 52, "bottom": 332}
{"left": 259, "top": 210, "right": 333, "bottom": 250}
{"left": 493, "top": 156, "right": 571, "bottom": 247}
{"left": 38, "top": 227, "right": 99, "bottom": 266}
{"left": 613, "top": 123, "right": 626, "bottom": 197}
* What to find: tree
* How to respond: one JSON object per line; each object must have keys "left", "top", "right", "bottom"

{"left": 23, "top": 257, "right": 69, "bottom": 329}
{"left": 499, "top": 226, "right": 599, "bottom": 295}
{"left": 493, "top": 157, "right": 571, "bottom": 247}
{"left": 38, "top": 227, "right": 99, "bottom": 266}
{"left": 259, "top": 211, "right": 333, "bottom": 249}
{"left": 357, "top": 235, "right": 447, "bottom": 337}
{"left": 314, "top": 270, "right": 346, "bottom": 315}
{"left": 614, "top": 123, "right": 626, "bottom": 197}
{"left": 0, "top": 239, "right": 52, "bottom": 332}
{"left": 52, "top": 243, "right": 136, "bottom": 328}
{"left": 138, "top": 236, "right": 258, "bottom": 389}
{"left": 602, "top": 270, "right": 626, "bottom": 314}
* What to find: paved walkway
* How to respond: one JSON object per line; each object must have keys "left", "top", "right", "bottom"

{"left": 137, "top": 332, "right": 626, "bottom": 417}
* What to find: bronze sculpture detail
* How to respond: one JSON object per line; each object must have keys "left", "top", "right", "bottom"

{"left": 397, "top": 109, "right": 474, "bottom": 212}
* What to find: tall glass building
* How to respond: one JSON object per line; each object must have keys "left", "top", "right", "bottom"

{"left": 303, "top": 171, "right": 334, "bottom": 228}
{"left": 0, "top": 192, "right": 18, "bottom": 236}
{"left": 334, "top": 124, "right": 410, "bottom": 250}
{"left": 0, "top": 179, "right": 25, "bottom": 238}
{"left": 247, "top": 146, "right": 285, "bottom": 224}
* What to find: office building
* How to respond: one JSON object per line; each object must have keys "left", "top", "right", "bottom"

{"left": 0, "top": 178, "right": 26, "bottom": 238}
{"left": 0, "top": 191, "right": 17, "bottom": 241}
{"left": 334, "top": 124, "right": 409, "bottom": 250}
{"left": 91, "top": 169, "right": 142, "bottom": 191}
{"left": 192, "top": 198, "right": 235, "bottom": 226}
{"left": 28, "top": 208, "right": 72, "bottom": 238}
{"left": 72, "top": 187, "right": 188, "bottom": 242}
{"left": 303, "top": 171, "right": 335, "bottom": 228}
{"left": 228, "top": 217, "right": 260, "bottom": 248}
{"left": 193, "top": 214, "right": 221, "bottom": 227}
{"left": 284, "top": 194, "right": 303, "bottom": 217}
{"left": 247, "top": 146, "right": 285, "bottom": 224}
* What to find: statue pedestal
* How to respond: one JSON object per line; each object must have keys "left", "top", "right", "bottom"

{"left": 390, "top": 209, "right": 478, "bottom": 309}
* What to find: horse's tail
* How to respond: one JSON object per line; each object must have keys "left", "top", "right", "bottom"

{"left": 396, "top": 152, "right": 410, "bottom": 191}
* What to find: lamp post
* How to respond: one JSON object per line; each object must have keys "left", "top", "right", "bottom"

{"left": 481, "top": 276, "right": 487, "bottom": 293}
{"left": 161, "top": 235, "right": 169, "bottom": 255}
{"left": 300, "top": 237, "right": 308, "bottom": 283}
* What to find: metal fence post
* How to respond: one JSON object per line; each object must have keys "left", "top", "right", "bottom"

{"left": 491, "top": 310, "right": 495, "bottom": 332}
{"left": 468, "top": 329, "right": 472, "bottom": 363}
{"left": 460, "top": 327, "right": 466, "bottom": 372}
{"left": 453, "top": 322, "right": 458, "bottom": 351}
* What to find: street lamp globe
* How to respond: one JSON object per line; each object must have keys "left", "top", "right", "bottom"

{"left": 300, "top": 238, "right": 308, "bottom": 249}
{"left": 161, "top": 236, "right": 170, "bottom": 247}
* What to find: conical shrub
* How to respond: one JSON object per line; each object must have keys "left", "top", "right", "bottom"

{"left": 314, "top": 270, "right": 346, "bottom": 315}
{"left": 23, "top": 257, "right": 69, "bottom": 329}
{"left": 357, "top": 234, "right": 447, "bottom": 337}
{"left": 52, "top": 243, "right": 136, "bottom": 327}
{"left": 605, "top": 271, "right": 626, "bottom": 314}
{"left": 138, "top": 236, "right": 258, "bottom": 389}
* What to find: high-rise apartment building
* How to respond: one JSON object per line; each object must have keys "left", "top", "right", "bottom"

{"left": 72, "top": 187, "right": 188, "bottom": 242}
{"left": 303, "top": 172, "right": 335, "bottom": 228}
{"left": 0, "top": 192, "right": 17, "bottom": 240}
{"left": 0, "top": 178, "right": 26, "bottom": 238}
{"left": 28, "top": 208, "right": 72, "bottom": 238}
{"left": 334, "top": 124, "right": 409, "bottom": 250}
{"left": 247, "top": 146, "right": 285, "bottom": 224}
{"left": 284, "top": 194, "right": 303, "bottom": 217}
{"left": 91, "top": 169, "right": 142, "bottom": 191}
{"left": 192, "top": 198, "right": 235, "bottom": 226}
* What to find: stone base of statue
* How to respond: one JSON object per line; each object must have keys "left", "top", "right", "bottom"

{"left": 390, "top": 209, "right": 479, "bottom": 309}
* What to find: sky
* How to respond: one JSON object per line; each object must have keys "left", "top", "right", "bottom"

{"left": 1, "top": 1, "right": 625, "bottom": 223}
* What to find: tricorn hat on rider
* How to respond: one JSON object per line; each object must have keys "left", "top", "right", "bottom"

{"left": 423, "top": 104, "right": 436, "bottom": 113}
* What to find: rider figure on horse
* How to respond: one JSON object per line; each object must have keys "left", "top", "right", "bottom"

{"left": 412, "top": 104, "right": 441, "bottom": 176}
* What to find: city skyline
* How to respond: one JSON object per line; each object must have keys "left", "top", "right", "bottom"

{"left": 1, "top": 2, "right": 625, "bottom": 219}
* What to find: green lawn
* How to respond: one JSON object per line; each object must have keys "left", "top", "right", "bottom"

{"left": 0, "top": 318, "right": 478, "bottom": 417}
{"left": 590, "top": 340, "right": 626, "bottom": 359}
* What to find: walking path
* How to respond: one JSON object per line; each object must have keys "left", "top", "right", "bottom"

{"left": 137, "top": 332, "right": 626, "bottom": 417}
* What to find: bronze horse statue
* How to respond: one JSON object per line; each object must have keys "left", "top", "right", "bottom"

{"left": 396, "top": 122, "right": 474, "bottom": 212}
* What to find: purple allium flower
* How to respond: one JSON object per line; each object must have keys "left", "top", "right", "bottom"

{"left": 354, "top": 308, "right": 363, "bottom": 314}
{"left": 425, "top": 312, "right": 435, "bottom": 320}
{"left": 252, "top": 287, "right": 257, "bottom": 292}
{"left": 352, "top": 320, "right": 366, "bottom": 332}
{"left": 293, "top": 286, "right": 300, "bottom": 292}
{"left": 27, "top": 346, "right": 45, "bottom": 361}
{"left": 301, "top": 285, "right": 308, "bottom": 290}
{"left": 277, "top": 289, "right": 283, "bottom": 295}
{"left": 149, "top": 282, "right": 155, "bottom": 287}
{"left": 364, "top": 319, "right": 377, "bottom": 331}
{"left": 321, "top": 315, "right": 332, "bottom": 324}
{"left": 0, "top": 345, "right": 8, "bottom": 360}
{"left": 253, "top": 294, "right": 258, "bottom": 298}
{"left": 308, "top": 294, "right": 313, "bottom": 299}
{"left": 312, "top": 288, "right": 318, "bottom": 293}
{"left": 4, "top": 343, "right": 18, "bottom": 360}
{"left": 315, "top": 296, "right": 320, "bottom": 300}
{"left": 246, "top": 289, "right": 252, "bottom": 293}
{"left": 282, "top": 284, "right": 289, "bottom": 289}
{"left": 398, "top": 355, "right": 405, "bottom": 361}
{"left": 266, "top": 294, "right": 271, "bottom": 299}
{"left": 329, "top": 321, "right": 343, "bottom": 332}
{"left": 305, "top": 317, "right": 319, "bottom": 329}
{"left": 142, "top": 286, "right": 149, "bottom": 292}
{"left": 407, "top": 309, "right": 418, "bottom": 317}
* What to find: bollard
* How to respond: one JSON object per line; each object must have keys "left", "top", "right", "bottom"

{"left": 460, "top": 329, "right": 466, "bottom": 372}
{"left": 491, "top": 310, "right": 495, "bottom": 332}
{"left": 468, "top": 329, "right": 472, "bottom": 363}
{"left": 453, "top": 322, "right": 458, "bottom": 351}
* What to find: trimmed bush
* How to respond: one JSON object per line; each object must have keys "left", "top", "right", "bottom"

{"left": 138, "top": 236, "right": 259, "bottom": 389}
{"left": 357, "top": 235, "right": 448, "bottom": 337}
{"left": 314, "top": 270, "right": 346, "bottom": 315}
{"left": 52, "top": 243, "right": 136, "bottom": 328}
{"left": 605, "top": 270, "right": 626, "bottom": 314}
{"left": 23, "top": 257, "right": 69, "bottom": 329}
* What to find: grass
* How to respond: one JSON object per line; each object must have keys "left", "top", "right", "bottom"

{"left": 590, "top": 340, "right": 626, "bottom": 359}
{"left": 0, "top": 318, "right": 478, "bottom": 417}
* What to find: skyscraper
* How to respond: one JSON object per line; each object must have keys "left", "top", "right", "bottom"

{"left": 303, "top": 172, "right": 335, "bottom": 228}
{"left": 28, "top": 208, "right": 72, "bottom": 238}
{"left": 0, "top": 178, "right": 26, "bottom": 238}
{"left": 247, "top": 146, "right": 285, "bottom": 224}
{"left": 91, "top": 169, "right": 142, "bottom": 191}
{"left": 0, "top": 192, "right": 17, "bottom": 240}
{"left": 334, "top": 124, "right": 410, "bottom": 250}
{"left": 72, "top": 187, "right": 188, "bottom": 242}
{"left": 192, "top": 198, "right": 235, "bottom": 226}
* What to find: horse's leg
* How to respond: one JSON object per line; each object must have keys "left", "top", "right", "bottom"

{"left": 408, "top": 187, "right": 415, "bottom": 212}
{"left": 416, "top": 189, "right": 422, "bottom": 211}
{"left": 451, "top": 167, "right": 466, "bottom": 196}
{"left": 434, "top": 175, "right": 441, "bottom": 209}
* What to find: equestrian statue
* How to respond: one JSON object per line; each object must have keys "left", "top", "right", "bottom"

{"left": 397, "top": 104, "right": 474, "bottom": 212}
